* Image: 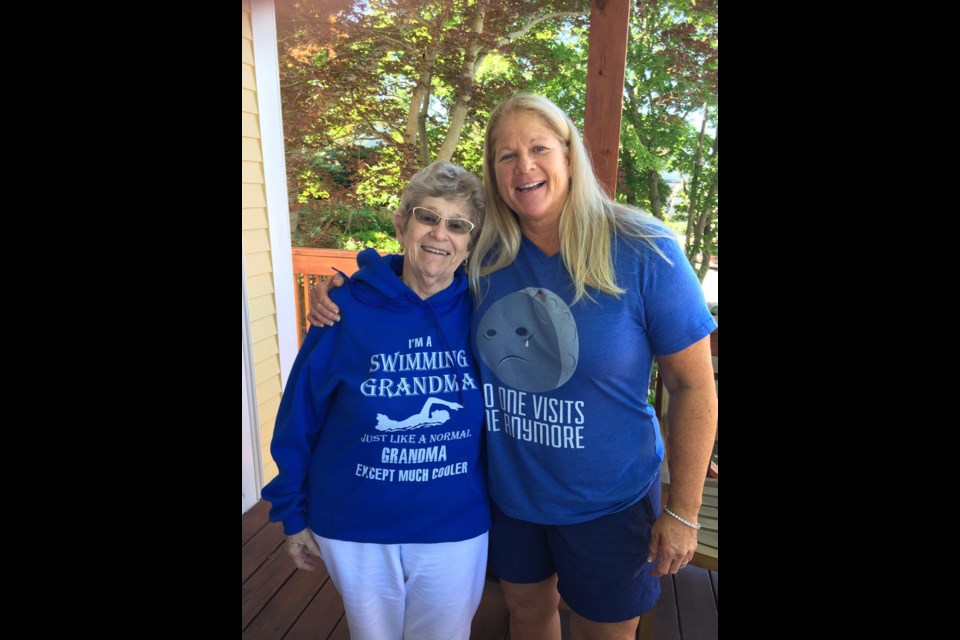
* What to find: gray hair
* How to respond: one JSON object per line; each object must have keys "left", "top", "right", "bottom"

{"left": 397, "top": 161, "right": 485, "bottom": 247}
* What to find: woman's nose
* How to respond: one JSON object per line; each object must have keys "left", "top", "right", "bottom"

{"left": 429, "top": 221, "right": 450, "bottom": 239}
{"left": 515, "top": 153, "right": 534, "bottom": 173}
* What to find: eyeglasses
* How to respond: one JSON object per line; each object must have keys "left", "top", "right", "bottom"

{"left": 411, "top": 207, "right": 475, "bottom": 234}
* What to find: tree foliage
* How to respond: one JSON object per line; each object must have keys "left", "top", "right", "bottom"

{"left": 276, "top": 0, "right": 718, "bottom": 279}
{"left": 276, "top": 0, "right": 588, "bottom": 214}
{"left": 619, "top": 0, "right": 718, "bottom": 276}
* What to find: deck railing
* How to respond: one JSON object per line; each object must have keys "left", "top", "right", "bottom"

{"left": 291, "top": 248, "right": 367, "bottom": 344}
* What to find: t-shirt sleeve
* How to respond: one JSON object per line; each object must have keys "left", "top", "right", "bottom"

{"left": 641, "top": 236, "right": 717, "bottom": 356}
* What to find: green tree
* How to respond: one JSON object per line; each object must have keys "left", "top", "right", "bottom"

{"left": 276, "top": 0, "right": 588, "bottom": 212}
{"left": 619, "top": 0, "right": 718, "bottom": 276}
{"left": 277, "top": 0, "right": 718, "bottom": 274}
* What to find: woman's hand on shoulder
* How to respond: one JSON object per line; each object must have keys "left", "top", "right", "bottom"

{"left": 308, "top": 275, "right": 344, "bottom": 327}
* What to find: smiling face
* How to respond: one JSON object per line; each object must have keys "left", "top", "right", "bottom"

{"left": 492, "top": 111, "right": 570, "bottom": 230}
{"left": 395, "top": 195, "right": 472, "bottom": 299}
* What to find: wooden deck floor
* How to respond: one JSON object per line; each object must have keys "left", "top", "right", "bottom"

{"left": 243, "top": 501, "right": 717, "bottom": 639}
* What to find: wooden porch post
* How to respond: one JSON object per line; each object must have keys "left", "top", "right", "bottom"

{"left": 583, "top": 0, "right": 631, "bottom": 198}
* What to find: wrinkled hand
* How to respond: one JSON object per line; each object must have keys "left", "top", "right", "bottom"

{"left": 307, "top": 275, "right": 344, "bottom": 327}
{"left": 285, "top": 529, "right": 323, "bottom": 572}
{"left": 647, "top": 513, "right": 698, "bottom": 577}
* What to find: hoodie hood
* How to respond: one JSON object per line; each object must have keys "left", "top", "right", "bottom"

{"left": 345, "top": 248, "right": 468, "bottom": 314}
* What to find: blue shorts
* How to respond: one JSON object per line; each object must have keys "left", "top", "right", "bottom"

{"left": 488, "top": 481, "right": 661, "bottom": 622}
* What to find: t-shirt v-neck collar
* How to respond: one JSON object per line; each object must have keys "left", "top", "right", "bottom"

{"left": 521, "top": 233, "right": 562, "bottom": 264}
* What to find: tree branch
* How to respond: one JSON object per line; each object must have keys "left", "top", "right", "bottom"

{"left": 360, "top": 116, "right": 398, "bottom": 146}
{"left": 496, "top": 12, "right": 584, "bottom": 46}
{"left": 379, "top": 34, "right": 414, "bottom": 51}
{"left": 409, "top": 12, "right": 433, "bottom": 30}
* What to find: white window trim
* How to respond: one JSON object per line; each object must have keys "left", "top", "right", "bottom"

{"left": 242, "top": 256, "right": 263, "bottom": 513}
{"left": 252, "top": 0, "right": 298, "bottom": 386}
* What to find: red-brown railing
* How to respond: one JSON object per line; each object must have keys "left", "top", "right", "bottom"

{"left": 291, "top": 248, "right": 368, "bottom": 345}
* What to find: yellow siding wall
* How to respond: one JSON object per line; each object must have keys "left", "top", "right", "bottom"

{"left": 242, "top": 0, "right": 280, "bottom": 482}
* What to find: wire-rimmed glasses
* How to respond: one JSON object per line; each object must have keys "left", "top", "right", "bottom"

{"left": 411, "top": 207, "right": 475, "bottom": 234}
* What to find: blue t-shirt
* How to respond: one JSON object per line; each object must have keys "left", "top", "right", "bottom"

{"left": 472, "top": 232, "right": 715, "bottom": 525}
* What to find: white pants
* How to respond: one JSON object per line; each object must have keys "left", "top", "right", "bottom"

{"left": 314, "top": 531, "right": 488, "bottom": 640}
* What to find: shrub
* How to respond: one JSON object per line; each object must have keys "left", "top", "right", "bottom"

{"left": 293, "top": 203, "right": 401, "bottom": 253}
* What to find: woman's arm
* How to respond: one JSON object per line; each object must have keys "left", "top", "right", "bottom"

{"left": 308, "top": 275, "right": 344, "bottom": 327}
{"left": 261, "top": 325, "right": 339, "bottom": 537}
{"left": 646, "top": 335, "right": 717, "bottom": 576}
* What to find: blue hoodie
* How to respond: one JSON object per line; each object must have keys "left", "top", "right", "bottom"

{"left": 262, "top": 249, "right": 490, "bottom": 543}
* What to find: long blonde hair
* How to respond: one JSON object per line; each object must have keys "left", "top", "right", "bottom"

{"left": 468, "top": 94, "right": 672, "bottom": 304}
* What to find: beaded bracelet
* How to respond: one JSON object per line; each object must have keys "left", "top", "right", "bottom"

{"left": 664, "top": 506, "right": 701, "bottom": 530}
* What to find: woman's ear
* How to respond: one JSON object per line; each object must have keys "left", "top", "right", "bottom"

{"left": 394, "top": 213, "right": 404, "bottom": 244}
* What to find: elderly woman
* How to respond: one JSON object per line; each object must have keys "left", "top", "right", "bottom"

{"left": 262, "top": 161, "right": 488, "bottom": 640}
{"left": 310, "top": 96, "right": 717, "bottom": 640}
